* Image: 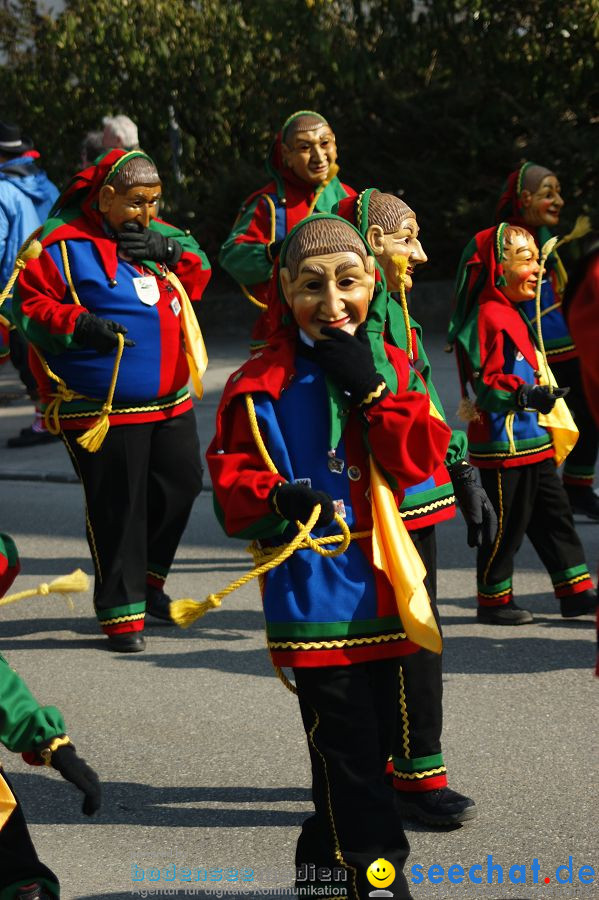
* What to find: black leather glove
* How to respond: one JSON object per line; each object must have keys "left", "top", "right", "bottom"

{"left": 73, "top": 312, "right": 134, "bottom": 353}
{"left": 51, "top": 744, "right": 102, "bottom": 816}
{"left": 518, "top": 383, "right": 569, "bottom": 414}
{"left": 269, "top": 482, "right": 335, "bottom": 527}
{"left": 448, "top": 460, "right": 498, "bottom": 548}
{"left": 314, "top": 324, "right": 388, "bottom": 406}
{"left": 117, "top": 222, "right": 182, "bottom": 265}
{"left": 266, "top": 239, "right": 283, "bottom": 263}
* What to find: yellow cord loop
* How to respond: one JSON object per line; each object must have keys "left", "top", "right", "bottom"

{"left": 170, "top": 393, "right": 368, "bottom": 632}
{"left": 0, "top": 228, "right": 43, "bottom": 309}
{"left": 76, "top": 333, "right": 125, "bottom": 452}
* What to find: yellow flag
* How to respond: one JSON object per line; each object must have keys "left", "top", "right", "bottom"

{"left": 369, "top": 458, "right": 442, "bottom": 654}
{"left": 166, "top": 271, "right": 208, "bottom": 400}
{"left": 535, "top": 351, "right": 578, "bottom": 467}
{"left": 0, "top": 771, "right": 17, "bottom": 830}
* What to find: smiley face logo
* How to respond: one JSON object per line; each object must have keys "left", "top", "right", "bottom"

{"left": 366, "top": 858, "right": 396, "bottom": 889}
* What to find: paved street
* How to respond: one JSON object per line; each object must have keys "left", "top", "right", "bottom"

{"left": 0, "top": 332, "right": 596, "bottom": 900}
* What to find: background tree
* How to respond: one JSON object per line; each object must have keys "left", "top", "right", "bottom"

{"left": 0, "top": 0, "right": 596, "bottom": 281}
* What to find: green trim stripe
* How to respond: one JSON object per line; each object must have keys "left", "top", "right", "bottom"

{"left": 98, "top": 601, "right": 146, "bottom": 622}
{"left": 392, "top": 752, "right": 445, "bottom": 773}
{"left": 477, "top": 577, "right": 512, "bottom": 595}
{"left": 267, "top": 615, "right": 402, "bottom": 639}
{"left": 550, "top": 564, "right": 590, "bottom": 585}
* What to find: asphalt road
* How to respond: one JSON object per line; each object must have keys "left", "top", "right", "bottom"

{"left": 0, "top": 334, "right": 596, "bottom": 900}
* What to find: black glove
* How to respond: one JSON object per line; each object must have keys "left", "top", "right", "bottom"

{"left": 518, "top": 383, "right": 570, "bottom": 414}
{"left": 448, "top": 461, "right": 498, "bottom": 548}
{"left": 117, "top": 222, "right": 182, "bottom": 265}
{"left": 73, "top": 312, "right": 134, "bottom": 353}
{"left": 269, "top": 482, "right": 335, "bottom": 527}
{"left": 313, "top": 324, "right": 388, "bottom": 406}
{"left": 51, "top": 744, "right": 102, "bottom": 816}
{"left": 266, "top": 239, "right": 283, "bottom": 263}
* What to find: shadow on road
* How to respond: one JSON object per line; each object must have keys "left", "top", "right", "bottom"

{"left": 9, "top": 774, "right": 311, "bottom": 828}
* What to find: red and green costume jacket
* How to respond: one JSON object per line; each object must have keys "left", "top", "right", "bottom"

{"left": 0, "top": 534, "right": 67, "bottom": 765}
{"left": 218, "top": 111, "right": 356, "bottom": 343}
{"left": 11, "top": 149, "right": 211, "bottom": 431}
{"left": 335, "top": 189, "right": 466, "bottom": 530}
{"left": 494, "top": 162, "right": 575, "bottom": 363}
{"left": 207, "top": 215, "right": 451, "bottom": 668}
{"left": 448, "top": 224, "right": 557, "bottom": 468}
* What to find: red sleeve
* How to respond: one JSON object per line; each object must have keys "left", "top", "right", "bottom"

{"left": 206, "top": 394, "right": 284, "bottom": 539}
{"left": 480, "top": 330, "right": 526, "bottom": 394}
{"left": 13, "top": 248, "right": 87, "bottom": 353}
{"left": 364, "top": 348, "right": 451, "bottom": 489}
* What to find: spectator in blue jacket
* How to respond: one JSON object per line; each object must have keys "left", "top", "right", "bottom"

{"left": 0, "top": 120, "right": 59, "bottom": 447}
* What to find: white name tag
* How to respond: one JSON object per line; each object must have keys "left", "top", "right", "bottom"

{"left": 133, "top": 275, "right": 160, "bottom": 306}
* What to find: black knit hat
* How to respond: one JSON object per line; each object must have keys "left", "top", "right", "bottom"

{"left": 0, "top": 120, "right": 33, "bottom": 155}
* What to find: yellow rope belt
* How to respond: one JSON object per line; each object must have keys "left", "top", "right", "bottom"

{"left": 170, "top": 393, "right": 372, "bottom": 693}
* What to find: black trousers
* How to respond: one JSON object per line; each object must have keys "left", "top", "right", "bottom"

{"left": 553, "top": 357, "right": 599, "bottom": 483}
{"left": 0, "top": 769, "right": 59, "bottom": 897}
{"left": 8, "top": 331, "right": 37, "bottom": 402}
{"left": 293, "top": 659, "right": 413, "bottom": 900}
{"left": 392, "top": 526, "right": 446, "bottom": 790}
{"left": 63, "top": 409, "right": 203, "bottom": 633}
{"left": 477, "top": 458, "right": 590, "bottom": 603}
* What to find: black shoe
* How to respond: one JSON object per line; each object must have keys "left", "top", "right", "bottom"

{"left": 396, "top": 787, "right": 477, "bottom": 827}
{"left": 15, "top": 884, "right": 52, "bottom": 900}
{"left": 146, "top": 586, "right": 175, "bottom": 624}
{"left": 477, "top": 600, "right": 534, "bottom": 625}
{"left": 106, "top": 632, "right": 146, "bottom": 652}
{"left": 6, "top": 426, "right": 60, "bottom": 448}
{"left": 560, "top": 589, "right": 598, "bottom": 618}
{"left": 564, "top": 485, "right": 599, "bottom": 521}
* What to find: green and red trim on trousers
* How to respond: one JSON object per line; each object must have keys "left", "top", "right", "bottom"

{"left": 562, "top": 464, "right": 596, "bottom": 488}
{"left": 386, "top": 753, "right": 448, "bottom": 792}
{"left": 98, "top": 566, "right": 168, "bottom": 636}
{"left": 477, "top": 564, "right": 594, "bottom": 608}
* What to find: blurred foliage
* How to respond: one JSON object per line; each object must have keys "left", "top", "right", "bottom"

{"left": 0, "top": 0, "right": 596, "bottom": 279}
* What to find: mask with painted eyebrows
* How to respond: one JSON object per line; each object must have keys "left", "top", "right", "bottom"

{"left": 284, "top": 218, "right": 368, "bottom": 279}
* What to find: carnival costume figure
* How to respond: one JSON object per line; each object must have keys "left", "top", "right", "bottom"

{"left": 492, "top": 162, "right": 599, "bottom": 519}
{"left": 218, "top": 111, "right": 356, "bottom": 344}
{"left": 448, "top": 222, "right": 595, "bottom": 624}
{"left": 10, "top": 149, "right": 211, "bottom": 651}
{"left": 208, "top": 214, "right": 452, "bottom": 899}
{"left": 335, "top": 188, "right": 496, "bottom": 825}
{"left": 0, "top": 534, "right": 101, "bottom": 899}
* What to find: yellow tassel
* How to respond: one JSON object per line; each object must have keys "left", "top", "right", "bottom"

{"left": 0, "top": 568, "right": 89, "bottom": 607}
{"left": 76, "top": 409, "right": 110, "bottom": 452}
{"left": 170, "top": 595, "right": 222, "bottom": 628}
{"left": 76, "top": 333, "right": 125, "bottom": 453}
{"left": 457, "top": 396, "right": 480, "bottom": 422}
{"left": 555, "top": 215, "right": 592, "bottom": 250}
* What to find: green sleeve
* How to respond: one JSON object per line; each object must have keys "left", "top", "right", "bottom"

{"left": 0, "top": 654, "right": 66, "bottom": 753}
{"left": 218, "top": 197, "right": 273, "bottom": 286}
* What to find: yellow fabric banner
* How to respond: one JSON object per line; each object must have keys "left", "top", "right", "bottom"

{"left": 369, "top": 457, "right": 442, "bottom": 654}
{"left": 535, "top": 350, "right": 579, "bottom": 468}
{"left": 166, "top": 271, "right": 208, "bottom": 401}
{"left": 0, "top": 770, "right": 17, "bottom": 830}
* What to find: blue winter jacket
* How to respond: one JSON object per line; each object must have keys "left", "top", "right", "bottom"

{"left": 0, "top": 156, "right": 59, "bottom": 304}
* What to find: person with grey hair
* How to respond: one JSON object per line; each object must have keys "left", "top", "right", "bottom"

{"left": 101, "top": 114, "right": 139, "bottom": 151}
